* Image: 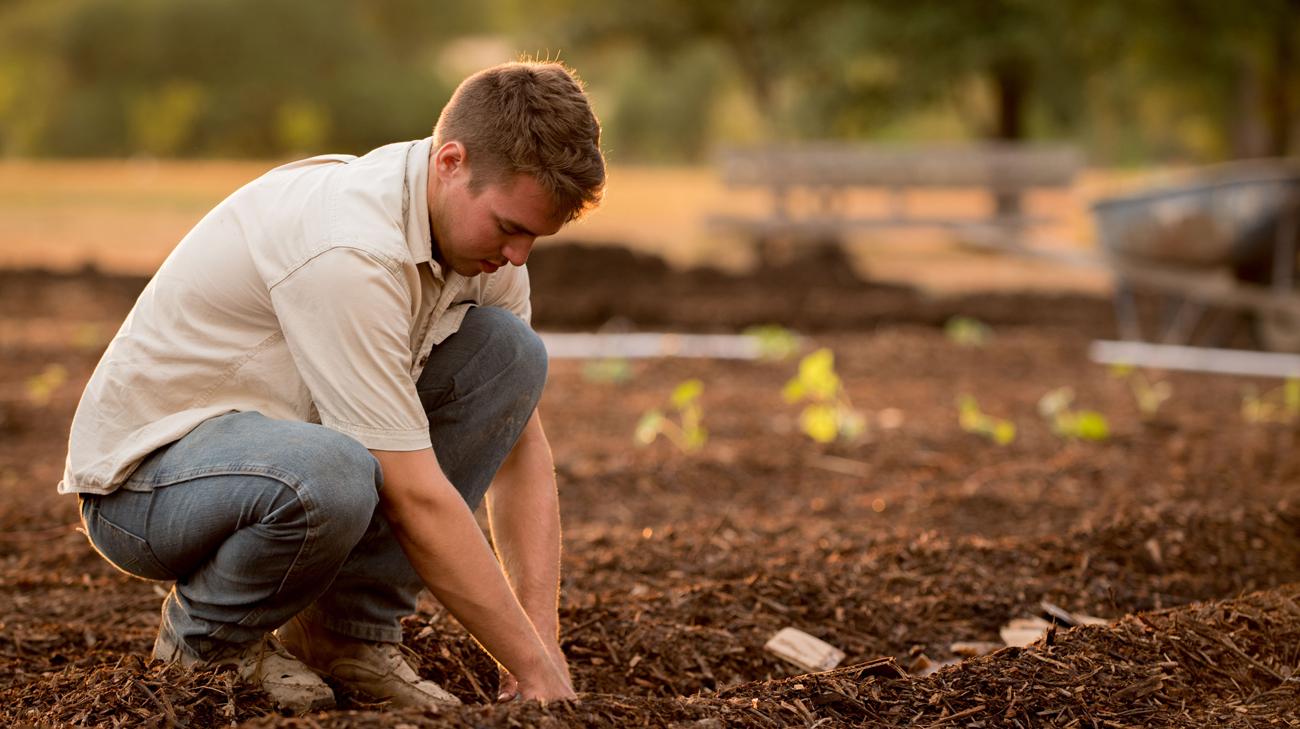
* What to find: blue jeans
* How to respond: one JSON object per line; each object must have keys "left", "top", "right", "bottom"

{"left": 78, "top": 307, "right": 547, "bottom": 660}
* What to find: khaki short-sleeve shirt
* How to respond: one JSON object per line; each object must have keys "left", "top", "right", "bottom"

{"left": 59, "top": 138, "right": 532, "bottom": 495}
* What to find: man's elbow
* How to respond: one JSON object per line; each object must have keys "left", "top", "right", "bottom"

{"left": 378, "top": 478, "right": 473, "bottom": 546}
{"left": 370, "top": 448, "right": 460, "bottom": 523}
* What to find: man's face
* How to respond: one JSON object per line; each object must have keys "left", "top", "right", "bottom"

{"left": 427, "top": 142, "right": 563, "bottom": 277}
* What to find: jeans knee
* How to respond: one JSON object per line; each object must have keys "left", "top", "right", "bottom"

{"left": 466, "top": 306, "right": 548, "bottom": 398}
{"left": 295, "top": 430, "right": 381, "bottom": 532}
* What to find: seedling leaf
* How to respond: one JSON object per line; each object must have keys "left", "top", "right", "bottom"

{"left": 1074, "top": 411, "right": 1110, "bottom": 441}
{"left": 993, "top": 421, "right": 1016, "bottom": 445}
{"left": 24, "top": 364, "right": 68, "bottom": 407}
{"left": 670, "top": 379, "right": 703, "bottom": 408}
{"left": 782, "top": 379, "right": 806, "bottom": 404}
{"left": 944, "top": 316, "right": 992, "bottom": 347}
{"left": 744, "top": 325, "right": 800, "bottom": 361}
{"left": 1037, "top": 387, "right": 1074, "bottom": 418}
{"left": 684, "top": 426, "right": 708, "bottom": 450}
{"left": 634, "top": 411, "right": 664, "bottom": 445}
{"left": 956, "top": 395, "right": 1016, "bottom": 446}
{"left": 583, "top": 357, "right": 632, "bottom": 384}
{"left": 800, "top": 405, "right": 839, "bottom": 444}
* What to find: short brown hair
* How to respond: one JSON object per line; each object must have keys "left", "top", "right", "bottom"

{"left": 434, "top": 61, "right": 605, "bottom": 222}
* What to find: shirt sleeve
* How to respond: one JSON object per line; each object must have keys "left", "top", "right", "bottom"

{"left": 269, "top": 247, "right": 432, "bottom": 451}
{"left": 482, "top": 262, "right": 533, "bottom": 325}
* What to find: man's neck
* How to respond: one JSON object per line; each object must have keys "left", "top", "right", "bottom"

{"left": 429, "top": 232, "right": 444, "bottom": 267}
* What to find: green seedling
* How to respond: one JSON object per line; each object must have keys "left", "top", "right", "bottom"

{"left": 1109, "top": 364, "right": 1172, "bottom": 419}
{"left": 783, "top": 348, "right": 866, "bottom": 444}
{"left": 743, "top": 324, "right": 801, "bottom": 361}
{"left": 635, "top": 379, "right": 707, "bottom": 452}
{"left": 957, "top": 395, "right": 1016, "bottom": 445}
{"left": 1241, "top": 379, "right": 1300, "bottom": 424}
{"left": 24, "top": 364, "right": 68, "bottom": 407}
{"left": 1037, "top": 386, "right": 1110, "bottom": 441}
{"left": 944, "top": 316, "right": 992, "bottom": 348}
{"left": 582, "top": 357, "right": 633, "bottom": 384}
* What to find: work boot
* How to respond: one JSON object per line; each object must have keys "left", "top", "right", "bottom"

{"left": 277, "top": 614, "right": 461, "bottom": 709}
{"left": 152, "top": 628, "right": 336, "bottom": 714}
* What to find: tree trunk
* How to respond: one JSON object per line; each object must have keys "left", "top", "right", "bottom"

{"left": 1232, "top": 62, "right": 1268, "bottom": 158}
{"left": 991, "top": 59, "right": 1029, "bottom": 220}
{"left": 992, "top": 60, "right": 1028, "bottom": 142}
{"left": 1262, "top": 3, "right": 1297, "bottom": 156}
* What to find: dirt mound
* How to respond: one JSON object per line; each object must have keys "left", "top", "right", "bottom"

{"left": 1, "top": 247, "right": 1118, "bottom": 335}
{"left": 527, "top": 242, "right": 1116, "bottom": 334}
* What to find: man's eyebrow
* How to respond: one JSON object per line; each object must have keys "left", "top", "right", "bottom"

{"left": 496, "top": 214, "right": 539, "bottom": 237}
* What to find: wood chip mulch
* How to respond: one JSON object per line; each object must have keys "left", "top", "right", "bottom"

{"left": 12, "top": 584, "right": 1287, "bottom": 728}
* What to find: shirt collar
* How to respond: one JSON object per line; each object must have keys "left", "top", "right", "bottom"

{"left": 403, "top": 137, "right": 436, "bottom": 268}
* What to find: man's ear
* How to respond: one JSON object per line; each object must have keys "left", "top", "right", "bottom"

{"left": 433, "top": 141, "right": 467, "bottom": 181}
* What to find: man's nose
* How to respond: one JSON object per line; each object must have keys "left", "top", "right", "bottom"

{"left": 502, "top": 236, "right": 534, "bottom": 266}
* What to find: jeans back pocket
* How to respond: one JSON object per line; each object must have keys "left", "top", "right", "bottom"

{"left": 81, "top": 497, "right": 174, "bottom": 581}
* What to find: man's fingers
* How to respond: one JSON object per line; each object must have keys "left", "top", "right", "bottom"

{"left": 497, "top": 670, "right": 520, "bottom": 702}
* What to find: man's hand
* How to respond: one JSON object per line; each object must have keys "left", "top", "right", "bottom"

{"left": 512, "top": 645, "right": 574, "bottom": 701}
{"left": 499, "top": 641, "right": 571, "bottom": 701}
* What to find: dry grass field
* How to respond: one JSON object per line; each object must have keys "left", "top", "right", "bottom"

{"left": 0, "top": 158, "right": 1134, "bottom": 295}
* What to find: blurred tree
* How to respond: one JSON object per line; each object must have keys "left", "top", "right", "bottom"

{"left": 0, "top": 0, "right": 1293, "bottom": 162}
{"left": 357, "top": 0, "right": 489, "bottom": 65}
{"left": 599, "top": 45, "right": 726, "bottom": 162}
{"left": 860, "top": 0, "right": 1088, "bottom": 144}
{"left": 274, "top": 97, "right": 331, "bottom": 155}
{"left": 0, "top": 0, "right": 458, "bottom": 156}
{"left": 128, "top": 80, "right": 206, "bottom": 156}
{"left": 525, "top": 0, "right": 1092, "bottom": 163}
{"left": 536, "top": 0, "right": 858, "bottom": 140}
{"left": 1104, "top": 0, "right": 1300, "bottom": 157}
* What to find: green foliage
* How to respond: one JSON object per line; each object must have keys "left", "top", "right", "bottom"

{"left": 274, "top": 99, "right": 331, "bottom": 156}
{"left": 1037, "top": 386, "right": 1110, "bottom": 441}
{"left": 1, "top": 0, "right": 1296, "bottom": 160}
{"left": 944, "top": 316, "right": 993, "bottom": 348}
{"left": 783, "top": 348, "right": 865, "bottom": 444}
{"left": 599, "top": 43, "right": 727, "bottom": 162}
{"left": 128, "top": 81, "right": 207, "bottom": 156}
{"left": 1241, "top": 379, "right": 1300, "bottom": 424}
{"left": 1092, "top": 0, "right": 1300, "bottom": 158}
{"left": 957, "top": 395, "right": 1016, "bottom": 445}
{"left": 635, "top": 378, "right": 707, "bottom": 452}
{"left": 860, "top": 0, "right": 1087, "bottom": 140}
{"left": 743, "top": 324, "right": 800, "bottom": 361}
{"left": 1108, "top": 364, "right": 1172, "bottom": 419}
{"left": 0, "top": 0, "right": 452, "bottom": 157}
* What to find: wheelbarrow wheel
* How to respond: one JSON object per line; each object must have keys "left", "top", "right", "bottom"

{"left": 1254, "top": 307, "right": 1300, "bottom": 353}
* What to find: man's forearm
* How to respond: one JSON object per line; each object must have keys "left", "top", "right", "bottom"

{"left": 370, "top": 447, "right": 565, "bottom": 692}
{"left": 487, "top": 411, "right": 562, "bottom": 640}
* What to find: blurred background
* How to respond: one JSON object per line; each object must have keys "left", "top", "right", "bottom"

{"left": 0, "top": 0, "right": 1297, "bottom": 294}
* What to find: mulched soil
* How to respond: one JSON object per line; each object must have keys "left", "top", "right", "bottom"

{"left": 1, "top": 248, "right": 1297, "bottom": 727}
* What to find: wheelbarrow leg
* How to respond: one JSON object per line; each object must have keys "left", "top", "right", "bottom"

{"left": 1113, "top": 279, "right": 1143, "bottom": 341}
{"left": 1271, "top": 199, "right": 1298, "bottom": 293}
{"left": 1199, "top": 306, "right": 1248, "bottom": 348}
{"left": 1160, "top": 296, "right": 1206, "bottom": 346}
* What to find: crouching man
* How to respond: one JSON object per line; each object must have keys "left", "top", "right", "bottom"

{"left": 58, "top": 61, "right": 604, "bottom": 713}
